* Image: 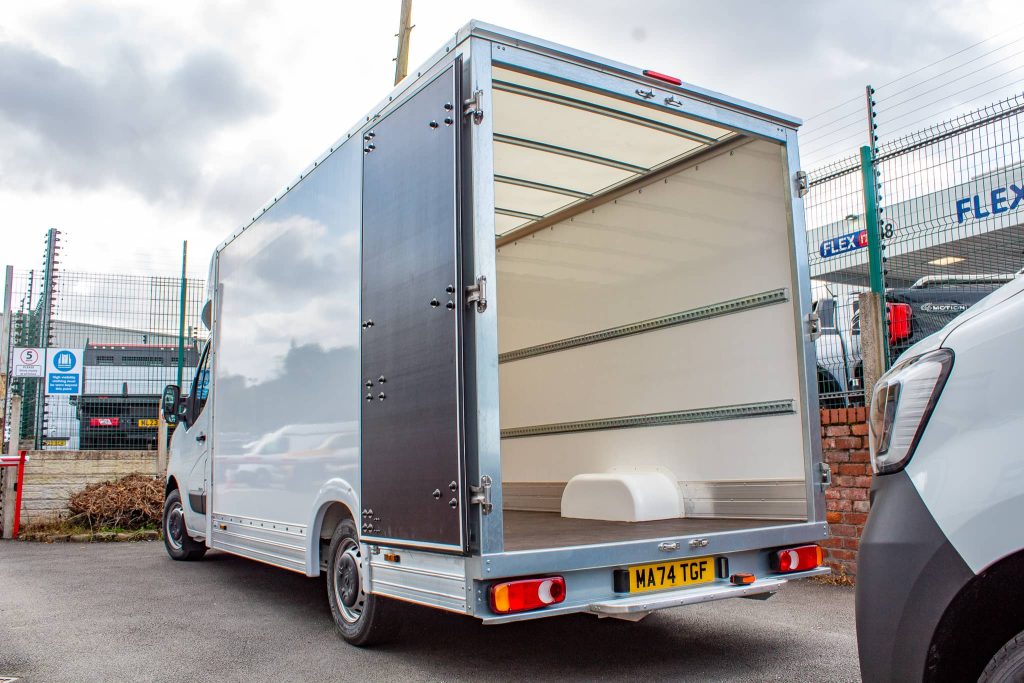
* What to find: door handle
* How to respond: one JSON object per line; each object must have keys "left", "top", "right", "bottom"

{"left": 196, "top": 433, "right": 207, "bottom": 443}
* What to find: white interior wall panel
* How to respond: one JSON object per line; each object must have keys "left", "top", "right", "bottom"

{"left": 496, "top": 138, "right": 806, "bottom": 489}
{"left": 492, "top": 67, "right": 733, "bottom": 143}
{"left": 494, "top": 181, "right": 577, "bottom": 217}
{"left": 498, "top": 305, "right": 800, "bottom": 428}
{"left": 496, "top": 140, "right": 792, "bottom": 351}
{"left": 500, "top": 416, "right": 806, "bottom": 482}
{"left": 492, "top": 89, "right": 703, "bottom": 170}
{"left": 493, "top": 141, "right": 632, "bottom": 199}
{"left": 489, "top": 66, "right": 736, "bottom": 240}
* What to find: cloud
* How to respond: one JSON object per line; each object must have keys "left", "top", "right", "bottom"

{"left": 0, "top": 38, "right": 271, "bottom": 204}
{"left": 516, "top": 0, "right": 972, "bottom": 118}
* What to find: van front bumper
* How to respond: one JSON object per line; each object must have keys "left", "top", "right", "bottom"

{"left": 855, "top": 470, "right": 973, "bottom": 682}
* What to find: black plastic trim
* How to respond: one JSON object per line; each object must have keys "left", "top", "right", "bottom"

{"left": 856, "top": 470, "right": 973, "bottom": 682}
{"left": 188, "top": 491, "right": 207, "bottom": 515}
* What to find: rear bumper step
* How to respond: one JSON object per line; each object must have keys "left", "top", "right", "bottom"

{"left": 480, "top": 566, "right": 830, "bottom": 623}
{"left": 589, "top": 567, "right": 830, "bottom": 615}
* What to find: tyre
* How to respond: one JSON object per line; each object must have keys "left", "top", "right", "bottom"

{"left": 162, "top": 489, "right": 207, "bottom": 561}
{"left": 980, "top": 629, "right": 1024, "bottom": 683}
{"left": 817, "top": 366, "right": 847, "bottom": 409}
{"left": 326, "top": 519, "right": 400, "bottom": 646}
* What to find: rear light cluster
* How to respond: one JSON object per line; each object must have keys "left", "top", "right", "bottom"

{"left": 89, "top": 417, "right": 120, "bottom": 427}
{"left": 489, "top": 576, "right": 566, "bottom": 614}
{"left": 887, "top": 302, "right": 912, "bottom": 345}
{"left": 771, "top": 545, "right": 823, "bottom": 573}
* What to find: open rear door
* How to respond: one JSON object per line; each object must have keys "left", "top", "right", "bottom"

{"left": 360, "top": 62, "right": 467, "bottom": 552}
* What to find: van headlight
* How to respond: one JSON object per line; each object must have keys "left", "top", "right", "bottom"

{"left": 869, "top": 348, "right": 953, "bottom": 475}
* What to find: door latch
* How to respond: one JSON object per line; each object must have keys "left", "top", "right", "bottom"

{"left": 794, "top": 170, "right": 809, "bottom": 198}
{"left": 819, "top": 462, "right": 832, "bottom": 490}
{"left": 465, "top": 276, "right": 487, "bottom": 313}
{"left": 470, "top": 475, "right": 493, "bottom": 515}
{"left": 463, "top": 89, "right": 484, "bottom": 124}
{"left": 807, "top": 311, "right": 822, "bottom": 341}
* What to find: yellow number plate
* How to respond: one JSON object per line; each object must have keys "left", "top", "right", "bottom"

{"left": 137, "top": 419, "right": 159, "bottom": 428}
{"left": 628, "top": 556, "right": 715, "bottom": 593}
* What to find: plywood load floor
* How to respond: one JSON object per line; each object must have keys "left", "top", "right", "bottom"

{"left": 502, "top": 511, "right": 801, "bottom": 552}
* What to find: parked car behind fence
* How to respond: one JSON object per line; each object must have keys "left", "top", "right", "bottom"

{"left": 813, "top": 273, "right": 1017, "bottom": 407}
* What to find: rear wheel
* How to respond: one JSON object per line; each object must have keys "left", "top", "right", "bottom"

{"left": 162, "top": 489, "right": 207, "bottom": 561}
{"left": 980, "top": 629, "right": 1024, "bottom": 682}
{"left": 326, "top": 519, "right": 400, "bottom": 646}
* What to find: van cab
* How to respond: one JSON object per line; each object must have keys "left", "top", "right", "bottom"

{"left": 856, "top": 274, "right": 1024, "bottom": 681}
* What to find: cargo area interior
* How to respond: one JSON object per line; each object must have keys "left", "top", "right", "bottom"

{"left": 489, "top": 65, "right": 810, "bottom": 551}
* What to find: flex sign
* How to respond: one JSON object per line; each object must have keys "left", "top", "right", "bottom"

{"left": 819, "top": 229, "right": 868, "bottom": 259}
{"left": 45, "top": 348, "right": 83, "bottom": 395}
{"left": 955, "top": 183, "right": 1024, "bottom": 223}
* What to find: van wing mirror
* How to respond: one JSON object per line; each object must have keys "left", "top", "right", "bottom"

{"left": 162, "top": 385, "right": 181, "bottom": 424}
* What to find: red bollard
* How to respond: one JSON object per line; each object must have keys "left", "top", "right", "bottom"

{"left": 1, "top": 450, "right": 28, "bottom": 539}
{"left": 13, "top": 450, "right": 27, "bottom": 539}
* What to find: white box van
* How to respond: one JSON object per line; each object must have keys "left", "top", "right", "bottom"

{"left": 857, "top": 274, "right": 1024, "bottom": 681}
{"left": 160, "top": 21, "right": 829, "bottom": 645}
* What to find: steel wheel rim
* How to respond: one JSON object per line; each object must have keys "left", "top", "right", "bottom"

{"left": 166, "top": 502, "right": 185, "bottom": 551}
{"left": 333, "top": 539, "right": 366, "bottom": 624}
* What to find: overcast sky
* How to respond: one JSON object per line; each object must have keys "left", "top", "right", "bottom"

{"left": 1, "top": 0, "right": 1021, "bottom": 276}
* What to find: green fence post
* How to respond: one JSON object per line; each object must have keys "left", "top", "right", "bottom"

{"left": 176, "top": 241, "right": 187, "bottom": 389}
{"left": 35, "top": 229, "right": 59, "bottom": 449}
{"left": 859, "top": 144, "right": 890, "bottom": 367}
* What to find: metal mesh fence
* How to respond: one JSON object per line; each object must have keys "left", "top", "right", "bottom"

{"left": 805, "top": 155, "right": 870, "bottom": 407}
{"left": 875, "top": 93, "right": 1024, "bottom": 311}
{"left": 806, "top": 90, "right": 1024, "bottom": 406}
{"left": 3, "top": 267, "right": 206, "bottom": 451}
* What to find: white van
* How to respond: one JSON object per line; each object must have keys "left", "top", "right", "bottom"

{"left": 160, "top": 21, "right": 830, "bottom": 646}
{"left": 856, "top": 274, "right": 1024, "bottom": 681}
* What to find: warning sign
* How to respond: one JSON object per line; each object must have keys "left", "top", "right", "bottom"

{"left": 45, "top": 348, "right": 83, "bottom": 395}
{"left": 12, "top": 347, "right": 45, "bottom": 378}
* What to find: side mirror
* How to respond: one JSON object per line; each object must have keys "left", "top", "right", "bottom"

{"left": 162, "top": 385, "right": 182, "bottom": 425}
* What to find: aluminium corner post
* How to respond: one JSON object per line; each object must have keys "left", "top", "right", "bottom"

{"left": 176, "top": 241, "right": 188, "bottom": 389}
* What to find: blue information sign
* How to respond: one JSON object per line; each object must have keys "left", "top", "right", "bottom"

{"left": 45, "top": 348, "right": 83, "bottom": 396}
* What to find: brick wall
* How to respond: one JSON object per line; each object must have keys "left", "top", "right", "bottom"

{"left": 19, "top": 450, "right": 160, "bottom": 526}
{"left": 820, "top": 407, "right": 871, "bottom": 580}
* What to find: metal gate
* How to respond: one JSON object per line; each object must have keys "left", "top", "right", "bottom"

{"left": 359, "top": 62, "right": 467, "bottom": 552}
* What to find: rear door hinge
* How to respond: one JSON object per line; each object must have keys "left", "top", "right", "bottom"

{"left": 819, "top": 462, "right": 832, "bottom": 490}
{"left": 465, "top": 275, "right": 487, "bottom": 313}
{"left": 794, "top": 170, "right": 809, "bottom": 198}
{"left": 464, "top": 89, "right": 484, "bottom": 124}
{"left": 470, "top": 475, "right": 493, "bottom": 514}
{"left": 807, "top": 311, "right": 822, "bottom": 341}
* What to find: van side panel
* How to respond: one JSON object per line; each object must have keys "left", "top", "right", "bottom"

{"left": 908, "top": 286, "right": 1024, "bottom": 573}
{"left": 210, "top": 139, "right": 363, "bottom": 572}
